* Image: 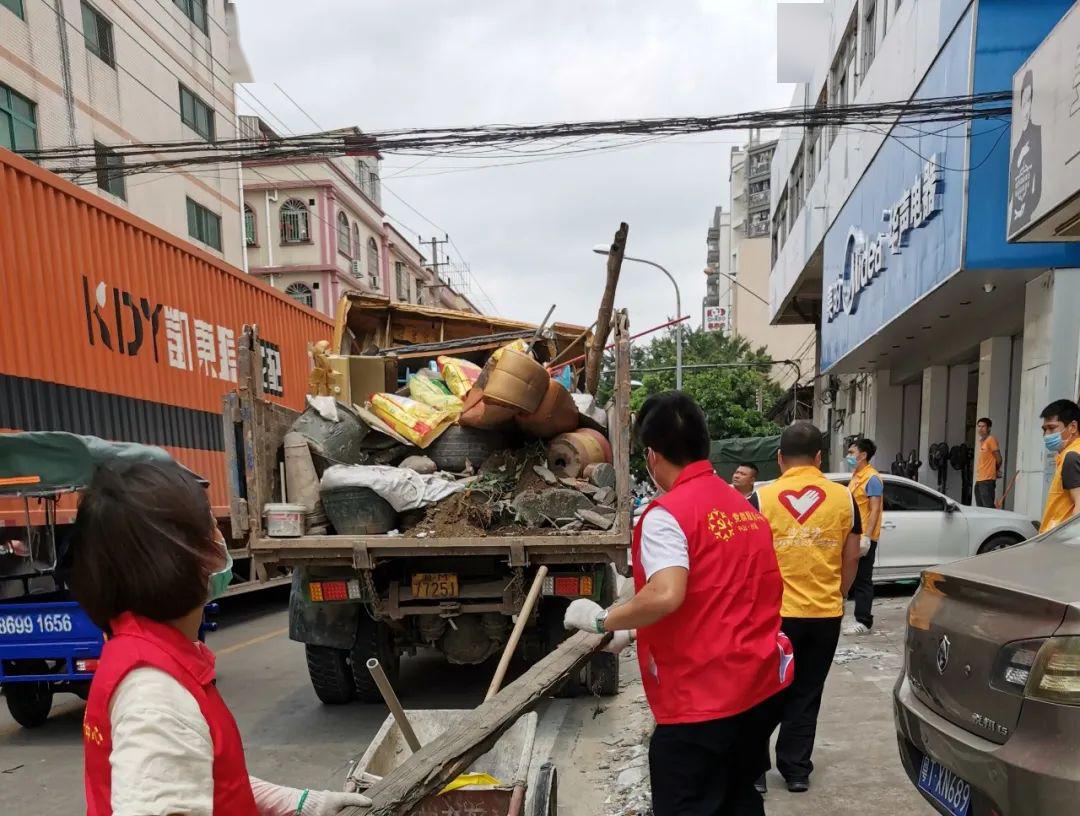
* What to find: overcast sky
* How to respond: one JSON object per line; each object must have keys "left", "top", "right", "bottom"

{"left": 237, "top": 0, "right": 798, "bottom": 333}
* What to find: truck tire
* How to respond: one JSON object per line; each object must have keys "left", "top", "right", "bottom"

{"left": 529, "top": 762, "right": 558, "bottom": 816}
{"left": 305, "top": 645, "right": 356, "bottom": 705}
{"left": 586, "top": 565, "right": 620, "bottom": 696}
{"left": 425, "top": 426, "right": 509, "bottom": 473}
{"left": 5, "top": 682, "right": 53, "bottom": 728}
{"left": 350, "top": 613, "right": 399, "bottom": 703}
{"left": 540, "top": 565, "right": 620, "bottom": 698}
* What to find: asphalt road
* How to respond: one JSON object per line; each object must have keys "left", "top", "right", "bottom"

{"left": 0, "top": 586, "right": 932, "bottom": 815}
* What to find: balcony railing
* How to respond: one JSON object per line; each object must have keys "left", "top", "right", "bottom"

{"left": 748, "top": 221, "right": 769, "bottom": 237}
{"left": 749, "top": 190, "right": 769, "bottom": 206}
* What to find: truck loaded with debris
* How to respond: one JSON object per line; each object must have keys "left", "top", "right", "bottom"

{"left": 223, "top": 293, "right": 633, "bottom": 704}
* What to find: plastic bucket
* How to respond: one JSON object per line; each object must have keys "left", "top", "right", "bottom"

{"left": 264, "top": 503, "right": 306, "bottom": 537}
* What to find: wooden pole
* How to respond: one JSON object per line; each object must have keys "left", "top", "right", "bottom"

{"left": 485, "top": 566, "right": 549, "bottom": 701}
{"left": 996, "top": 470, "right": 1020, "bottom": 510}
{"left": 585, "top": 223, "right": 628, "bottom": 395}
{"left": 366, "top": 659, "right": 422, "bottom": 753}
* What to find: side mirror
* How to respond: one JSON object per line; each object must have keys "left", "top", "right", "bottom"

{"left": 945, "top": 501, "right": 960, "bottom": 514}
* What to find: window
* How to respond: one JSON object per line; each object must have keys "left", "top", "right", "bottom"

{"left": 186, "top": 198, "right": 221, "bottom": 250}
{"left": 395, "top": 262, "right": 408, "bottom": 302}
{"left": 1, "top": 0, "right": 24, "bottom": 19}
{"left": 173, "top": 0, "right": 207, "bottom": 34}
{"left": 279, "top": 199, "right": 310, "bottom": 243}
{"left": 351, "top": 223, "right": 361, "bottom": 259}
{"left": 81, "top": 3, "right": 114, "bottom": 67}
{"left": 336, "top": 211, "right": 351, "bottom": 256}
{"left": 884, "top": 483, "right": 947, "bottom": 513}
{"left": 244, "top": 205, "right": 256, "bottom": 246}
{"left": 285, "top": 282, "right": 314, "bottom": 308}
{"left": 368, "top": 172, "right": 379, "bottom": 201}
{"left": 862, "top": 1, "right": 877, "bottom": 77}
{"left": 0, "top": 84, "right": 37, "bottom": 155}
{"left": 179, "top": 83, "right": 214, "bottom": 141}
{"left": 94, "top": 142, "right": 125, "bottom": 200}
{"left": 367, "top": 237, "right": 379, "bottom": 289}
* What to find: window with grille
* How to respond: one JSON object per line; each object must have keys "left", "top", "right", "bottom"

{"left": 280, "top": 199, "right": 310, "bottom": 243}
{"left": 367, "top": 237, "right": 379, "bottom": 289}
{"left": 186, "top": 197, "right": 221, "bottom": 250}
{"left": 395, "top": 262, "right": 408, "bottom": 301}
{"left": 94, "top": 142, "right": 125, "bottom": 200}
{"left": 173, "top": 0, "right": 207, "bottom": 34}
{"left": 179, "top": 83, "right": 214, "bottom": 141}
{"left": 368, "top": 172, "right": 379, "bottom": 202}
{"left": 285, "top": 282, "right": 314, "bottom": 308}
{"left": 244, "top": 205, "right": 256, "bottom": 246}
{"left": 862, "top": 1, "right": 877, "bottom": 77}
{"left": 0, "top": 83, "right": 37, "bottom": 155}
{"left": 351, "top": 224, "right": 361, "bottom": 258}
{"left": 337, "top": 211, "right": 351, "bottom": 256}
{"left": 1, "top": 0, "right": 24, "bottom": 19}
{"left": 81, "top": 3, "right": 114, "bottom": 67}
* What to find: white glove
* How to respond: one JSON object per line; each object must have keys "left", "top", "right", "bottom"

{"left": 564, "top": 598, "right": 604, "bottom": 633}
{"left": 602, "top": 629, "right": 635, "bottom": 654}
{"left": 249, "top": 778, "right": 371, "bottom": 816}
{"left": 304, "top": 790, "right": 373, "bottom": 815}
{"left": 859, "top": 535, "right": 872, "bottom": 557}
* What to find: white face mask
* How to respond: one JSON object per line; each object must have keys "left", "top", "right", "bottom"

{"left": 645, "top": 448, "right": 665, "bottom": 495}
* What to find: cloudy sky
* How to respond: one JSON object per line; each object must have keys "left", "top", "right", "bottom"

{"left": 237, "top": 0, "right": 799, "bottom": 332}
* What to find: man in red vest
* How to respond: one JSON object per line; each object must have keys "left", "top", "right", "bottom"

{"left": 564, "top": 392, "right": 793, "bottom": 815}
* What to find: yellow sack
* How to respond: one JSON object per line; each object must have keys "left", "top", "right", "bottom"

{"left": 370, "top": 393, "right": 452, "bottom": 448}
{"left": 438, "top": 356, "right": 483, "bottom": 398}
{"left": 408, "top": 370, "right": 463, "bottom": 415}
{"left": 490, "top": 338, "right": 531, "bottom": 364}
{"left": 439, "top": 773, "right": 502, "bottom": 794}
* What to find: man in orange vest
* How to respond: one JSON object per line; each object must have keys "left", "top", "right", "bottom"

{"left": 564, "top": 392, "right": 793, "bottom": 815}
{"left": 1039, "top": 399, "right": 1080, "bottom": 532}
{"left": 751, "top": 421, "right": 861, "bottom": 793}
{"left": 974, "top": 417, "right": 1002, "bottom": 508}
{"left": 844, "top": 437, "right": 883, "bottom": 635}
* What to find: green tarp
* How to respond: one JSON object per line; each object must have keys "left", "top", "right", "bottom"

{"left": 710, "top": 433, "right": 832, "bottom": 482}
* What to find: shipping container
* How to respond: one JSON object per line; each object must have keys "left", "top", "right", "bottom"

{"left": 0, "top": 148, "right": 331, "bottom": 542}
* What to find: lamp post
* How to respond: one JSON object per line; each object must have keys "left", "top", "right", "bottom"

{"left": 594, "top": 246, "right": 683, "bottom": 390}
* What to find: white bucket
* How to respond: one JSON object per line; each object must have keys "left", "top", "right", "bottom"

{"left": 264, "top": 503, "right": 306, "bottom": 537}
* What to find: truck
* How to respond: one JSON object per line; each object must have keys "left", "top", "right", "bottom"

{"left": 223, "top": 296, "right": 633, "bottom": 703}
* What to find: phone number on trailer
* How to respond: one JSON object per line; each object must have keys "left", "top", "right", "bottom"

{"left": 0, "top": 613, "right": 74, "bottom": 635}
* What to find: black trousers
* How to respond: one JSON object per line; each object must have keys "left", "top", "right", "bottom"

{"left": 650, "top": 692, "right": 784, "bottom": 816}
{"left": 774, "top": 616, "right": 842, "bottom": 781}
{"left": 849, "top": 540, "right": 878, "bottom": 628}
{"left": 974, "top": 480, "right": 996, "bottom": 508}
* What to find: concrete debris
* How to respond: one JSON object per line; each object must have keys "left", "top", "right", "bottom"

{"left": 532, "top": 464, "right": 558, "bottom": 485}
{"left": 399, "top": 455, "right": 437, "bottom": 474}
{"left": 616, "top": 766, "right": 647, "bottom": 789}
{"left": 560, "top": 519, "right": 585, "bottom": 531}
{"left": 833, "top": 646, "right": 891, "bottom": 665}
{"left": 577, "top": 509, "right": 614, "bottom": 530}
{"left": 593, "top": 486, "right": 616, "bottom": 506}
{"left": 587, "top": 462, "right": 617, "bottom": 489}
{"left": 511, "top": 488, "right": 594, "bottom": 527}
{"left": 560, "top": 476, "right": 599, "bottom": 495}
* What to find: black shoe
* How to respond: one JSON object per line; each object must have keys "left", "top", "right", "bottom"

{"left": 754, "top": 775, "right": 767, "bottom": 795}
{"left": 786, "top": 777, "right": 810, "bottom": 793}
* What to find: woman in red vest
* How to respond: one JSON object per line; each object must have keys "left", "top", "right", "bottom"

{"left": 564, "top": 392, "right": 793, "bottom": 816}
{"left": 71, "top": 460, "right": 371, "bottom": 816}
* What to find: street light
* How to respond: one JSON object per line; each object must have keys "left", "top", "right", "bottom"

{"left": 593, "top": 245, "right": 683, "bottom": 390}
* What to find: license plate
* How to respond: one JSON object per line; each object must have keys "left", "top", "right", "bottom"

{"left": 918, "top": 757, "right": 971, "bottom": 816}
{"left": 411, "top": 573, "right": 458, "bottom": 599}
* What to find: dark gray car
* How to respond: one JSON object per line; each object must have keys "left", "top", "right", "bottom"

{"left": 894, "top": 515, "right": 1080, "bottom": 816}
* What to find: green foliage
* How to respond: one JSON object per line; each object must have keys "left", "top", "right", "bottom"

{"left": 627, "top": 328, "right": 783, "bottom": 440}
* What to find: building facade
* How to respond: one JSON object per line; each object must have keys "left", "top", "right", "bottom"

{"left": 1, "top": 0, "right": 249, "bottom": 266}
{"left": 769, "top": 0, "right": 1080, "bottom": 514}
{"left": 703, "top": 206, "right": 731, "bottom": 332}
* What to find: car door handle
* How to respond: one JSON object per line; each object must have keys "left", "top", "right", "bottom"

{"left": 881, "top": 522, "right": 897, "bottom": 529}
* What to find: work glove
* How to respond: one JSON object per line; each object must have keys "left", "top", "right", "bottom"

{"left": 249, "top": 777, "right": 371, "bottom": 815}
{"left": 303, "top": 790, "right": 373, "bottom": 815}
{"left": 563, "top": 598, "right": 605, "bottom": 633}
{"left": 859, "top": 535, "right": 872, "bottom": 557}
{"left": 602, "top": 629, "right": 635, "bottom": 655}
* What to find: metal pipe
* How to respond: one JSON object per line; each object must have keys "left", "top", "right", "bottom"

{"left": 485, "top": 565, "right": 548, "bottom": 701}
{"left": 366, "top": 658, "right": 422, "bottom": 752}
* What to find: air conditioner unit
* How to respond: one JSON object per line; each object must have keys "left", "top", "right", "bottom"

{"left": 369, "top": 275, "right": 380, "bottom": 292}
{"left": 350, "top": 259, "right": 363, "bottom": 278}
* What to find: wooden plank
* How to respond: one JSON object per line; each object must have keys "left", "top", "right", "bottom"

{"left": 342, "top": 630, "right": 610, "bottom": 816}
{"left": 612, "top": 311, "right": 632, "bottom": 538}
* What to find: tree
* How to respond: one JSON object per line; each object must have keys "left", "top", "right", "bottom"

{"left": 626, "top": 328, "right": 783, "bottom": 440}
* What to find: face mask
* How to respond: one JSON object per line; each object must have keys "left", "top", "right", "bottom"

{"left": 845, "top": 455, "right": 858, "bottom": 468}
{"left": 1045, "top": 432, "right": 1065, "bottom": 453}
{"left": 208, "top": 535, "right": 233, "bottom": 600}
{"left": 645, "top": 449, "right": 664, "bottom": 495}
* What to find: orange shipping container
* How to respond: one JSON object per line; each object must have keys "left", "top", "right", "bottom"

{"left": 0, "top": 148, "right": 332, "bottom": 523}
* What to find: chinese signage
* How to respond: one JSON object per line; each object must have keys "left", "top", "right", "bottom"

{"left": 825, "top": 155, "right": 943, "bottom": 322}
{"left": 82, "top": 277, "right": 281, "bottom": 395}
{"left": 704, "top": 305, "right": 728, "bottom": 333}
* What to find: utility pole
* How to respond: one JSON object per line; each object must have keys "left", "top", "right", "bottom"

{"left": 419, "top": 234, "right": 450, "bottom": 305}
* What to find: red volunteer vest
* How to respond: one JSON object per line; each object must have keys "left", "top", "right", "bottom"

{"left": 83, "top": 613, "right": 259, "bottom": 816}
{"left": 632, "top": 461, "right": 794, "bottom": 725}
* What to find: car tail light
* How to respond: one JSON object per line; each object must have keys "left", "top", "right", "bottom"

{"left": 75, "top": 659, "right": 99, "bottom": 673}
{"left": 991, "top": 639, "right": 1045, "bottom": 694}
{"left": 1025, "top": 637, "right": 1080, "bottom": 704}
{"left": 309, "top": 580, "right": 361, "bottom": 602}
{"left": 542, "top": 575, "right": 595, "bottom": 598}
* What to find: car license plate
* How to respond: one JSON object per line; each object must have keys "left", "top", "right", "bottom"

{"left": 411, "top": 573, "right": 458, "bottom": 599}
{"left": 918, "top": 757, "right": 971, "bottom": 816}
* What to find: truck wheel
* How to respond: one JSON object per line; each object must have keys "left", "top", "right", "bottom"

{"left": 5, "top": 682, "right": 54, "bottom": 728}
{"left": 529, "top": 762, "right": 558, "bottom": 816}
{"left": 305, "top": 645, "right": 356, "bottom": 705}
{"left": 350, "top": 613, "right": 399, "bottom": 703}
{"left": 586, "top": 651, "right": 620, "bottom": 696}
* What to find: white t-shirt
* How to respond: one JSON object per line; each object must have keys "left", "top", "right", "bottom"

{"left": 639, "top": 506, "right": 689, "bottom": 579}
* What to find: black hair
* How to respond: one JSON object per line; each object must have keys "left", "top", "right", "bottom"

{"left": 977, "top": 417, "right": 992, "bottom": 428}
{"left": 1021, "top": 69, "right": 1034, "bottom": 99}
{"left": 71, "top": 460, "right": 217, "bottom": 630}
{"left": 736, "top": 462, "right": 759, "bottom": 474}
{"left": 1040, "top": 399, "right": 1080, "bottom": 429}
{"left": 780, "top": 421, "right": 823, "bottom": 461}
{"left": 636, "top": 391, "right": 710, "bottom": 466}
{"left": 852, "top": 437, "right": 877, "bottom": 460}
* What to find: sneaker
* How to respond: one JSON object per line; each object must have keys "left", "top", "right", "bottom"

{"left": 843, "top": 621, "right": 871, "bottom": 635}
{"left": 754, "top": 775, "right": 767, "bottom": 795}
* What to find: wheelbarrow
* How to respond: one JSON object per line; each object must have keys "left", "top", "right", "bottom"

{"left": 344, "top": 709, "right": 556, "bottom": 816}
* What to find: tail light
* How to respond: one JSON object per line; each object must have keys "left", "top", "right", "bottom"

{"left": 75, "top": 659, "right": 100, "bottom": 673}
{"left": 309, "top": 579, "right": 362, "bottom": 602}
{"left": 542, "top": 575, "right": 594, "bottom": 598}
{"left": 993, "top": 637, "right": 1080, "bottom": 704}
{"left": 991, "top": 639, "right": 1045, "bottom": 693}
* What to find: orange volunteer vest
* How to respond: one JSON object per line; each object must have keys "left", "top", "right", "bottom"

{"left": 757, "top": 465, "right": 855, "bottom": 619}
{"left": 1039, "top": 437, "right": 1080, "bottom": 533}
{"left": 848, "top": 464, "right": 883, "bottom": 541}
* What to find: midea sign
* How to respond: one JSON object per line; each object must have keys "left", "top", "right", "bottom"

{"left": 825, "top": 154, "right": 944, "bottom": 322}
